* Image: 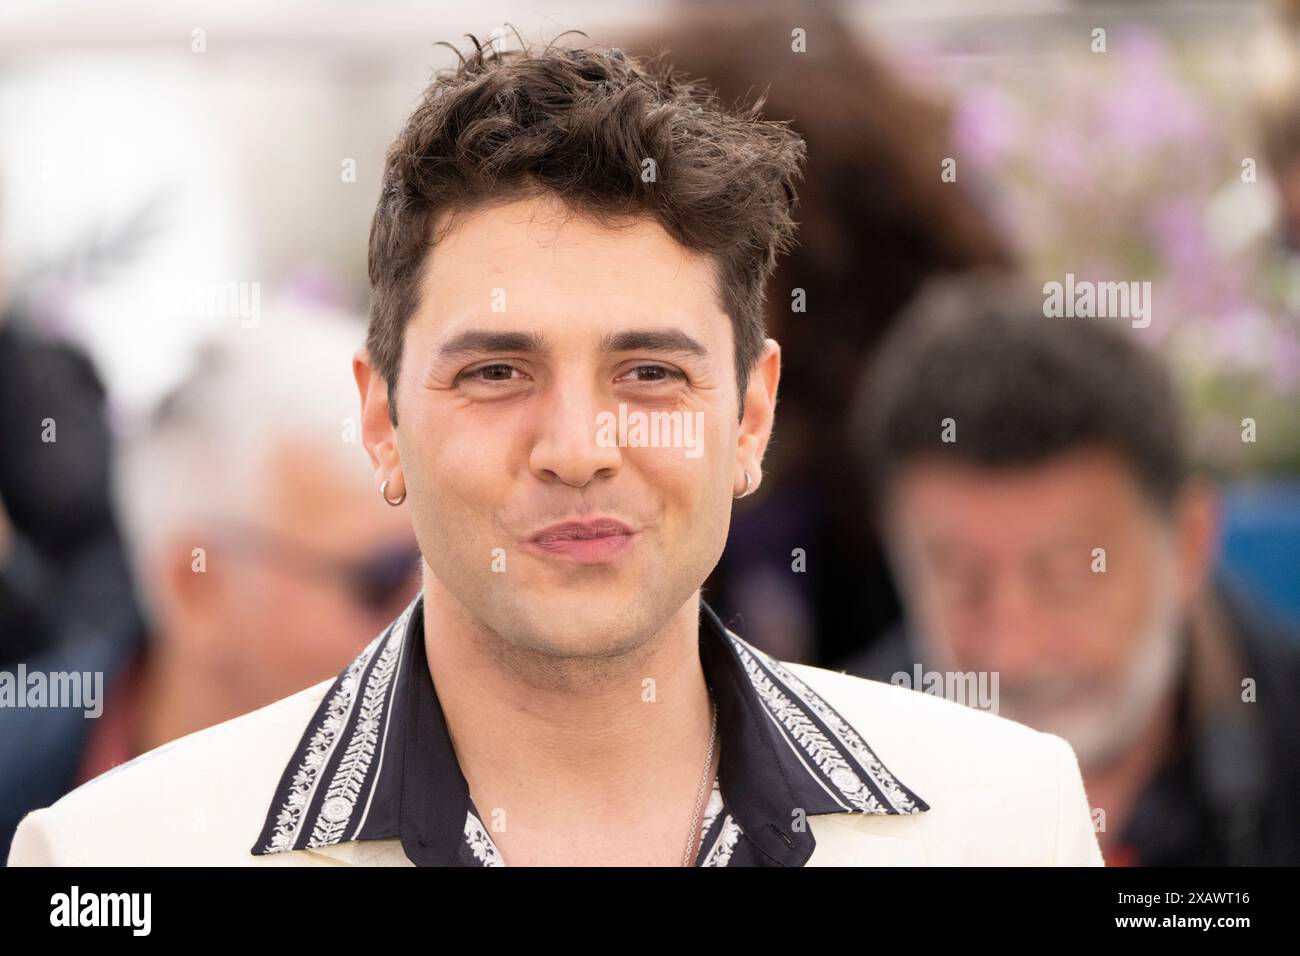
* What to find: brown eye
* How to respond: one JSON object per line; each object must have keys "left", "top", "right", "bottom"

{"left": 461, "top": 363, "right": 519, "bottom": 383}
{"left": 623, "top": 365, "right": 684, "bottom": 383}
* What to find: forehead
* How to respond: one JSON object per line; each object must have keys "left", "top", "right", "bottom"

{"left": 892, "top": 447, "right": 1159, "bottom": 545}
{"left": 416, "top": 193, "right": 728, "bottom": 343}
{"left": 262, "top": 439, "right": 411, "bottom": 552}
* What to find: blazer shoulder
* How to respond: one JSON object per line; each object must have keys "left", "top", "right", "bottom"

{"left": 784, "top": 661, "right": 1104, "bottom": 865}
{"left": 783, "top": 660, "right": 1047, "bottom": 753}
{"left": 7, "top": 678, "right": 334, "bottom": 866}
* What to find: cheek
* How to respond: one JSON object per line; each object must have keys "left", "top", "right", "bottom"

{"left": 400, "top": 413, "right": 511, "bottom": 528}
{"left": 926, "top": 605, "right": 989, "bottom": 670}
{"left": 1085, "top": 575, "right": 1163, "bottom": 671}
{"left": 618, "top": 445, "right": 731, "bottom": 586}
{"left": 626, "top": 417, "right": 731, "bottom": 525}
{"left": 909, "top": 587, "right": 958, "bottom": 655}
{"left": 630, "top": 448, "right": 716, "bottom": 503}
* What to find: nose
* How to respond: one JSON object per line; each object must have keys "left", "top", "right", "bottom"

{"left": 527, "top": 378, "right": 622, "bottom": 488}
{"left": 960, "top": 574, "right": 1050, "bottom": 678}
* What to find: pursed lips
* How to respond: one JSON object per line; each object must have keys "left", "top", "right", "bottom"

{"left": 522, "top": 518, "right": 639, "bottom": 564}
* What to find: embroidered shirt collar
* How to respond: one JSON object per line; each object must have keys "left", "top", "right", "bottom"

{"left": 252, "top": 592, "right": 928, "bottom": 866}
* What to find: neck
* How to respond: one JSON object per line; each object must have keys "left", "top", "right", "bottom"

{"left": 1085, "top": 682, "right": 1181, "bottom": 859}
{"left": 421, "top": 579, "right": 716, "bottom": 865}
{"left": 132, "top": 634, "right": 259, "bottom": 757}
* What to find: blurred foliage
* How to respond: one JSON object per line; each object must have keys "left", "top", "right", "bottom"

{"left": 944, "top": 24, "right": 1300, "bottom": 476}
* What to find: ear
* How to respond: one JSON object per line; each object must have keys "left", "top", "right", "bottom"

{"left": 734, "top": 339, "right": 781, "bottom": 497}
{"left": 1172, "top": 478, "right": 1219, "bottom": 609}
{"left": 156, "top": 526, "right": 230, "bottom": 658}
{"left": 353, "top": 347, "right": 404, "bottom": 495}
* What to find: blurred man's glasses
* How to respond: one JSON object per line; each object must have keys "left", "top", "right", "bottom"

{"left": 210, "top": 525, "right": 421, "bottom": 612}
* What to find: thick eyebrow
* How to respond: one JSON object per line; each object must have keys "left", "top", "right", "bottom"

{"left": 433, "top": 329, "right": 552, "bottom": 360}
{"left": 599, "top": 328, "right": 708, "bottom": 357}
{"left": 432, "top": 327, "right": 709, "bottom": 364}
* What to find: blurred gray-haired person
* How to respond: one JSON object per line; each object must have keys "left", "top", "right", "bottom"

{"left": 16, "top": 302, "right": 420, "bottom": 801}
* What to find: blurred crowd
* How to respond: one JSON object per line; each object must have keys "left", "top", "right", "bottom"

{"left": 1, "top": 0, "right": 1298, "bottom": 865}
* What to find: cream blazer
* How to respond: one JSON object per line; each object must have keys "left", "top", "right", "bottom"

{"left": 8, "top": 662, "right": 1105, "bottom": 866}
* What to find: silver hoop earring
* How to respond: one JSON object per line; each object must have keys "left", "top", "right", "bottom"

{"left": 380, "top": 477, "right": 406, "bottom": 507}
{"left": 734, "top": 470, "right": 753, "bottom": 499}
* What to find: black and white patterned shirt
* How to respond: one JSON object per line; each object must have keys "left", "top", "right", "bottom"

{"left": 251, "top": 593, "right": 929, "bottom": 866}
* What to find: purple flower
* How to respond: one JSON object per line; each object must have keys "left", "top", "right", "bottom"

{"left": 953, "top": 86, "right": 1024, "bottom": 171}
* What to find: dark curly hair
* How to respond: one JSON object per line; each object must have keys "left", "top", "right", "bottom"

{"left": 366, "top": 30, "right": 808, "bottom": 425}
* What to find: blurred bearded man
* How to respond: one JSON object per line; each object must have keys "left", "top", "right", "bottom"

{"left": 847, "top": 276, "right": 1300, "bottom": 865}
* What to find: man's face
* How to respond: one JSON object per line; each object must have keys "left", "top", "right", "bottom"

{"left": 166, "top": 439, "right": 421, "bottom": 709}
{"left": 885, "top": 446, "right": 1208, "bottom": 766}
{"left": 362, "top": 193, "right": 777, "bottom": 657}
{"left": 226, "top": 442, "right": 421, "bottom": 698}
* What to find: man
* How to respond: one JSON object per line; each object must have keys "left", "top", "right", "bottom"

{"left": 623, "top": 1, "right": 1014, "bottom": 667}
{"left": 0, "top": 310, "right": 145, "bottom": 861}
{"left": 8, "top": 38, "right": 1101, "bottom": 866}
{"left": 1, "top": 303, "right": 420, "bottom": 858}
{"left": 843, "top": 276, "right": 1300, "bottom": 865}
{"left": 0, "top": 311, "right": 141, "bottom": 670}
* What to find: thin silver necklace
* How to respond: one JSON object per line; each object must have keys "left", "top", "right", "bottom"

{"left": 682, "top": 685, "right": 718, "bottom": 866}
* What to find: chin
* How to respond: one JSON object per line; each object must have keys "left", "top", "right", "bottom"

{"left": 487, "top": 587, "right": 661, "bottom": 659}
